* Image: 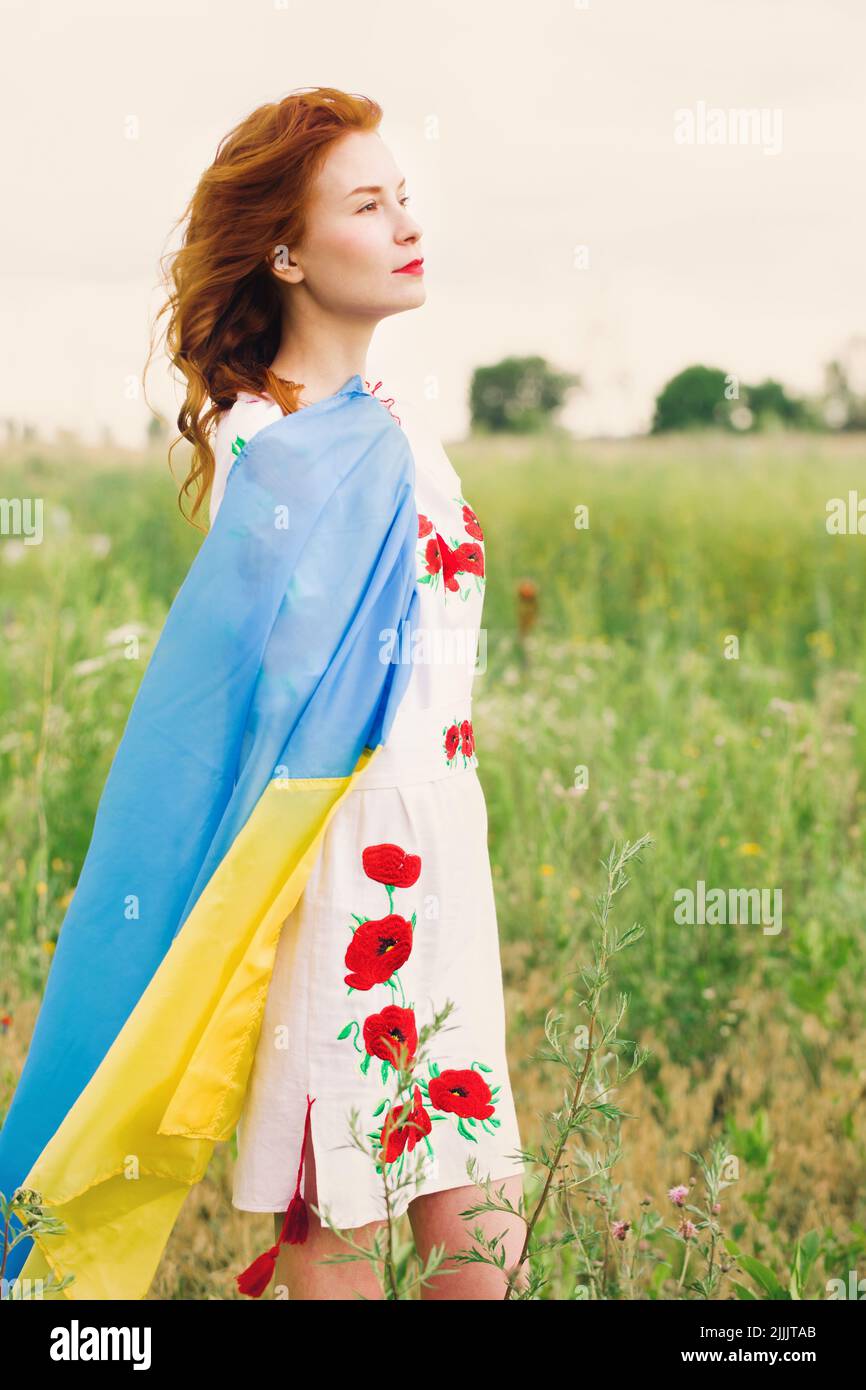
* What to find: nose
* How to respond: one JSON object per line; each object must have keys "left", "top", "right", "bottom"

{"left": 398, "top": 209, "right": 423, "bottom": 243}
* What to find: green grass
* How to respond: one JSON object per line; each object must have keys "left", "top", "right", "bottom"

{"left": 457, "top": 430, "right": 864, "bottom": 1025}
{"left": 2, "top": 427, "right": 864, "bottom": 1298}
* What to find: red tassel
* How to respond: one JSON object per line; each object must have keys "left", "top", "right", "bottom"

{"left": 236, "top": 1244, "right": 281, "bottom": 1299}
{"left": 281, "top": 1191, "right": 309, "bottom": 1244}
{"left": 235, "top": 1094, "right": 316, "bottom": 1298}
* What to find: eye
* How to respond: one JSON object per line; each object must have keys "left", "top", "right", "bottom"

{"left": 358, "top": 195, "right": 411, "bottom": 213}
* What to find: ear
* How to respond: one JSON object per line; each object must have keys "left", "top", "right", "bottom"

{"left": 266, "top": 242, "right": 304, "bottom": 285}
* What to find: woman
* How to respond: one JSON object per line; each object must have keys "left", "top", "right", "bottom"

{"left": 0, "top": 87, "right": 525, "bottom": 1302}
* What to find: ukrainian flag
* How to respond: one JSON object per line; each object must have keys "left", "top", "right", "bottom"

{"left": 0, "top": 375, "right": 419, "bottom": 1299}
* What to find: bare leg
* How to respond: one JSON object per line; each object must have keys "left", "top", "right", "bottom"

{"left": 270, "top": 1128, "right": 386, "bottom": 1301}
{"left": 408, "top": 1175, "right": 527, "bottom": 1300}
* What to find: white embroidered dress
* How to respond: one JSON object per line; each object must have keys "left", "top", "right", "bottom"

{"left": 209, "top": 379, "right": 525, "bottom": 1229}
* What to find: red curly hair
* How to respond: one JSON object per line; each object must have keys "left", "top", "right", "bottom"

{"left": 144, "top": 86, "right": 383, "bottom": 530}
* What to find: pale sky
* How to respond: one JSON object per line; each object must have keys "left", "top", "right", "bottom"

{"left": 1, "top": 0, "right": 863, "bottom": 446}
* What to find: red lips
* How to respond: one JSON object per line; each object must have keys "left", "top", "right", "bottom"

{"left": 394, "top": 258, "right": 424, "bottom": 274}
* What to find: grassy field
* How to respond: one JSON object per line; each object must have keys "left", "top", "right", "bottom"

{"left": 2, "top": 428, "right": 864, "bottom": 1298}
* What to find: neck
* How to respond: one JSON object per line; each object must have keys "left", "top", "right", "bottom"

{"left": 268, "top": 305, "right": 377, "bottom": 406}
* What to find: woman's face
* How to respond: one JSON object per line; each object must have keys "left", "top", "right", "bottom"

{"left": 272, "top": 129, "right": 425, "bottom": 320}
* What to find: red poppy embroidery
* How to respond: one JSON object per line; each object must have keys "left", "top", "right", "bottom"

{"left": 418, "top": 512, "right": 434, "bottom": 538}
{"left": 443, "top": 718, "right": 477, "bottom": 768}
{"left": 423, "top": 535, "right": 441, "bottom": 576}
{"left": 340, "top": 845, "right": 420, "bottom": 1078}
{"left": 363, "top": 843, "right": 422, "bottom": 890}
{"left": 421, "top": 1063, "right": 501, "bottom": 1142}
{"left": 337, "top": 1003, "right": 419, "bottom": 1078}
{"left": 460, "top": 719, "right": 475, "bottom": 758}
{"left": 418, "top": 520, "right": 485, "bottom": 600}
{"left": 379, "top": 1086, "right": 432, "bottom": 1164}
{"left": 444, "top": 723, "right": 460, "bottom": 760}
{"left": 363, "top": 1004, "right": 418, "bottom": 1069}
{"left": 344, "top": 914, "right": 413, "bottom": 991}
{"left": 428, "top": 1068, "right": 495, "bottom": 1120}
{"left": 337, "top": 840, "right": 501, "bottom": 1176}
{"left": 462, "top": 503, "right": 483, "bottom": 540}
{"left": 436, "top": 533, "right": 483, "bottom": 593}
{"left": 453, "top": 539, "right": 484, "bottom": 577}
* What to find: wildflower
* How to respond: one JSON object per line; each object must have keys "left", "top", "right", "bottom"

{"left": 611, "top": 1219, "right": 630, "bottom": 1240}
{"left": 806, "top": 630, "right": 834, "bottom": 659}
{"left": 71, "top": 654, "right": 111, "bottom": 677}
{"left": 516, "top": 579, "right": 539, "bottom": 637}
{"left": 668, "top": 1184, "right": 689, "bottom": 1206}
{"left": 679, "top": 1219, "right": 698, "bottom": 1241}
{"left": 105, "top": 622, "right": 148, "bottom": 645}
{"left": 768, "top": 697, "right": 797, "bottom": 719}
{"left": 737, "top": 842, "right": 762, "bottom": 856}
